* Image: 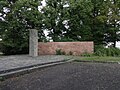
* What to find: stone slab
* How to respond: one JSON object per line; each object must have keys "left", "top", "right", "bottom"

{"left": 0, "top": 55, "right": 71, "bottom": 74}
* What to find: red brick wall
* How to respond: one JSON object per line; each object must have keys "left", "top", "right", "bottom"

{"left": 38, "top": 42, "right": 94, "bottom": 55}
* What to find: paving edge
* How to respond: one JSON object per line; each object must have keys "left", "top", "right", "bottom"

{"left": 0, "top": 59, "right": 69, "bottom": 74}
{"left": 74, "top": 59, "right": 119, "bottom": 64}
{"left": 0, "top": 59, "right": 74, "bottom": 80}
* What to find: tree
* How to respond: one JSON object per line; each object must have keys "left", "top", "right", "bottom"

{"left": 0, "top": 0, "right": 9, "bottom": 37}
{"left": 104, "top": 0, "right": 120, "bottom": 47}
{"left": 1, "top": 0, "right": 120, "bottom": 55}
{"left": 0, "top": 0, "right": 44, "bottom": 55}
{"left": 66, "top": 0, "right": 93, "bottom": 41}
{"left": 87, "top": 0, "right": 108, "bottom": 45}
{"left": 43, "top": 0, "right": 69, "bottom": 41}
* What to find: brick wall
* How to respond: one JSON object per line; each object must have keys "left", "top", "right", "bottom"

{"left": 38, "top": 42, "right": 94, "bottom": 55}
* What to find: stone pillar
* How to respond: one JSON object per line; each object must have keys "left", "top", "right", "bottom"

{"left": 29, "top": 29, "right": 38, "bottom": 57}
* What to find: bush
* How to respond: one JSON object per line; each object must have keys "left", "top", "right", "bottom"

{"left": 94, "top": 45, "right": 120, "bottom": 57}
{"left": 94, "top": 45, "right": 107, "bottom": 56}
{"left": 69, "top": 51, "right": 73, "bottom": 55}
{"left": 0, "top": 42, "right": 2, "bottom": 52}
{"left": 0, "top": 77, "right": 5, "bottom": 81}
{"left": 56, "top": 49, "right": 66, "bottom": 55}
{"left": 0, "top": 28, "right": 29, "bottom": 55}
{"left": 81, "top": 52, "right": 93, "bottom": 57}
{"left": 1, "top": 41, "right": 29, "bottom": 55}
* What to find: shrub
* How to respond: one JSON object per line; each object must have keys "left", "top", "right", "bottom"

{"left": 94, "top": 45, "right": 120, "bottom": 57}
{"left": 0, "top": 42, "right": 2, "bottom": 52}
{"left": 94, "top": 46, "right": 107, "bottom": 56}
{"left": 81, "top": 52, "right": 93, "bottom": 57}
{"left": 56, "top": 49, "right": 66, "bottom": 55}
{"left": 0, "top": 77, "right": 4, "bottom": 81}
{"left": 69, "top": 51, "right": 73, "bottom": 55}
{"left": 1, "top": 41, "right": 29, "bottom": 55}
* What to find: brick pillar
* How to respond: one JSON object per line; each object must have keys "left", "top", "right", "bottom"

{"left": 29, "top": 29, "right": 38, "bottom": 57}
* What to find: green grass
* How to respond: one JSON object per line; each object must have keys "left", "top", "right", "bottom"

{"left": 73, "top": 56, "right": 120, "bottom": 62}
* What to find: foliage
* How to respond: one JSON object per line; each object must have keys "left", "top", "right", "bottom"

{"left": 0, "top": 0, "right": 120, "bottom": 55}
{"left": 0, "top": 77, "right": 4, "bottom": 81}
{"left": 66, "top": 0, "right": 93, "bottom": 41}
{"left": 94, "top": 45, "right": 120, "bottom": 57}
{"left": 43, "top": 0, "right": 69, "bottom": 41}
{"left": 56, "top": 49, "right": 73, "bottom": 55}
{"left": 103, "top": 0, "right": 120, "bottom": 47}
{"left": 43, "top": 0, "right": 120, "bottom": 46}
{"left": 0, "top": 0, "right": 44, "bottom": 55}
{"left": 81, "top": 53, "right": 93, "bottom": 57}
{"left": 0, "top": 41, "right": 2, "bottom": 52}
{"left": 69, "top": 51, "right": 73, "bottom": 55}
{"left": 56, "top": 49, "right": 66, "bottom": 55}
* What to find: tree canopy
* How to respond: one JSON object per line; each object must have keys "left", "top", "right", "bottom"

{"left": 0, "top": 0, "right": 120, "bottom": 54}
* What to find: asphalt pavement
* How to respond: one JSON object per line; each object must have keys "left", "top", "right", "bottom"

{"left": 0, "top": 62, "right": 120, "bottom": 90}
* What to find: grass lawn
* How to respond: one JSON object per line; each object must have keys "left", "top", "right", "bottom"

{"left": 73, "top": 56, "right": 120, "bottom": 63}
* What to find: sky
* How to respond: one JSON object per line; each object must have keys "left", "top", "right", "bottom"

{"left": 116, "top": 42, "right": 120, "bottom": 48}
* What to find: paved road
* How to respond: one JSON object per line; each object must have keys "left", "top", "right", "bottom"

{"left": 0, "top": 62, "right": 120, "bottom": 90}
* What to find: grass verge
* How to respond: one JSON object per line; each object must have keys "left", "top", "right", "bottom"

{"left": 73, "top": 56, "right": 120, "bottom": 63}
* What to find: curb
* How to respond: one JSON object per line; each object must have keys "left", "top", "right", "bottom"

{"left": 74, "top": 59, "right": 119, "bottom": 64}
{"left": 0, "top": 59, "right": 73, "bottom": 80}
{"left": 0, "top": 60, "right": 67, "bottom": 74}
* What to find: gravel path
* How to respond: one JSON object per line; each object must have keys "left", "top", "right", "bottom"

{"left": 0, "top": 55, "right": 70, "bottom": 72}
{"left": 0, "top": 62, "right": 120, "bottom": 90}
